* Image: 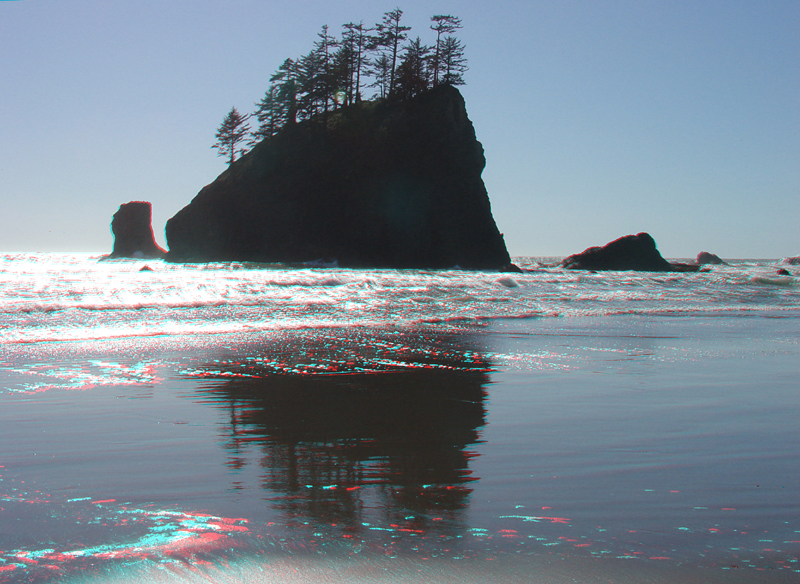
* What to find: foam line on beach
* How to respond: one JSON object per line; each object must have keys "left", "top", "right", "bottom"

{"left": 62, "top": 553, "right": 800, "bottom": 584}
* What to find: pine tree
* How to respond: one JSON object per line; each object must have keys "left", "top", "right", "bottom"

{"left": 374, "top": 8, "right": 411, "bottom": 97}
{"left": 439, "top": 36, "right": 468, "bottom": 86}
{"left": 331, "top": 42, "right": 355, "bottom": 107}
{"left": 430, "top": 15, "right": 462, "bottom": 87}
{"left": 271, "top": 58, "right": 300, "bottom": 126}
{"left": 394, "top": 37, "right": 430, "bottom": 100}
{"left": 298, "top": 49, "right": 324, "bottom": 121}
{"left": 212, "top": 107, "right": 251, "bottom": 166}
{"left": 368, "top": 53, "right": 392, "bottom": 99}
{"left": 251, "top": 83, "right": 282, "bottom": 145}
{"left": 341, "top": 21, "right": 373, "bottom": 104}
{"left": 313, "top": 24, "right": 337, "bottom": 117}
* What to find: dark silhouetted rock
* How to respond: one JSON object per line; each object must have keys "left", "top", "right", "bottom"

{"left": 561, "top": 232, "right": 674, "bottom": 272}
{"left": 780, "top": 256, "right": 800, "bottom": 266}
{"left": 108, "top": 202, "right": 166, "bottom": 259}
{"left": 696, "top": 251, "right": 726, "bottom": 265}
{"left": 670, "top": 262, "right": 701, "bottom": 273}
{"left": 165, "top": 86, "right": 510, "bottom": 269}
{"left": 499, "top": 263, "right": 523, "bottom": 273}
{"left": 777, "top": 268, "right": 791, "bottom": 276}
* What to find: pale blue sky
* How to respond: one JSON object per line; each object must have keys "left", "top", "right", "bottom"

{"left": 1, "top": 0, "right": 797, "bottom": 258}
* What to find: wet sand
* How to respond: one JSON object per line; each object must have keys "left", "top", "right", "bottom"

{"left": 1, "top": 316, "right": 798, "bottom": 582}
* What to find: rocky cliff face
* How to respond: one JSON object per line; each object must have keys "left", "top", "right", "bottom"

{"left": 108, "top": 201, "right": 166, "bottom": 259}
{"left": 165, "top": 86, "right": 510, "bottom": 269}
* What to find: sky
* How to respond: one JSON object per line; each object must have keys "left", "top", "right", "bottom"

{"left": 1, "top": 0, "right": 798, "bottom": 259}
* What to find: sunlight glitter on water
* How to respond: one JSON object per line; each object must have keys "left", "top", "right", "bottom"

{"left": 1, "top": 253, "right": 798, "bottom": 346}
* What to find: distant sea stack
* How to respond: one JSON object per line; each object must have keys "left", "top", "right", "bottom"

{"left": 108, "top": 201, "right": 166, "bottom": 259}
{"left": 165, "top": 86, "right": 511, "bottom": 269}
{"left": 696, "top": 251, "right": 725, "bottom": 265}
{"left": 562, "top": 232, "right": 698, "bottom": 272}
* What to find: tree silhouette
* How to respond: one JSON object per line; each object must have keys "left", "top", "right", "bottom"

{"left": 394, "top": 37, "right": 430, "bottom": 100}
{"left": 368, "top": 53, "right": 392, "bottom": 99}
{"left": 439, "top": 36, "right": 468, "bottom": 86}
{"left": 251, "top": 84, "right": 281, "bottom": 144}
{"left": 430, "top": 15, "right": 462, "bottom": 87}
{"left": 298, "top": 48, "right": 325, "bottom": 121}
{"left": 331, "top": 41, "right": 355, "bottom": 107}
{"left": 212, "top": 107, "right": 251, "bottom": 166}
{"left": 341, "top": 21, "right": 373, "bottom": 104}
{"left": 313, "top": 25, "right": 337, "bottom": 120}
{"left": 374, "top": 8, "right": 411, "bottom": 97}
{"left": 238, "top": 9, "right": 468, "bottom": 144}
{"left": 272, "top": 58, "right": 300, "bottom": 126}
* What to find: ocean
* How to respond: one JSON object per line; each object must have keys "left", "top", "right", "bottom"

{"left": 1, "top": 252, "right": 798, "bottom": 583}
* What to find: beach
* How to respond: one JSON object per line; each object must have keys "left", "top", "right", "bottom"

{"left": 1, "top": 254, "right": 799, "bottom": 582}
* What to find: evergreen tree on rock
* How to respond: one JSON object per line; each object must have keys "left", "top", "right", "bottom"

{"left": 252, "top": 84, "right": 282, "bottom": 144}
{"left": 374, "top": 8, "right": 411, "bottom": 97}
{"left": 394, "top": 37, "right": 431, "bottom": 100}
{"left": 440, "top": 36, "right": 468, "bottom": 86}
{"left": 212, "top": 107, "right": 251, "bottom": 166}
{"left": 429, "top": 15, "right": 462, "bottom": 87}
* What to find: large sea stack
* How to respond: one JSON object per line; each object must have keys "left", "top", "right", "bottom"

{"left": 108, "top": 201, "right": 166, "bottom": 259}
{"left": 165, "top": 86, "right": 510, "bottom": 269}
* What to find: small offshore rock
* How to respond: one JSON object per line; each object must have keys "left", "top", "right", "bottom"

{"left": 777, "top": 268, "right": 791, "bottom": 276}
{"left": 108, "top": 201, "right": 166, "bottom": 259}
{"left": 561, "top": 233, "right": 672, "bottom": 272}
{"left": 696, "top": 251, "right": 726, "bottom": 265}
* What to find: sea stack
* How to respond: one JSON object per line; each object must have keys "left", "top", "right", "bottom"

{"left": 165, "top": 85, "right": 510, "bottom": 269}
{"left": 696, "top": 251, "right": 725, "bottom": 265}
{"left": 562, "top": 232, "right": 674, "bottom": 272}
{"left": 108, "top": 201, "right": 166, "bottom": 259}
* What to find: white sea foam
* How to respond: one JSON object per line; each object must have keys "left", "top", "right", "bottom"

{"left": 0, "top": 253, "right": 797, "bottom": 345}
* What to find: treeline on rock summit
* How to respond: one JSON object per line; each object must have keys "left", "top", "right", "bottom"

{"left": 213, "top": 9, "right": 467, "bottom": 165}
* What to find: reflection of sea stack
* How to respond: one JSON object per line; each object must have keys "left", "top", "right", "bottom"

{"left": 190, "top": 329, "right": 489, "bottom": 530}
{"left": 209, "top": 370, "right": 487, "bottom": 528}
{"left": 165, "top": 86, "right": 510, "bottom": 269}
{"left": 108, "top": 201, "right": 166, "bottom": 259}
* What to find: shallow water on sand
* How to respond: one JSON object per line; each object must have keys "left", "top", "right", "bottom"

{"left": 1, "top": 315, "right": 798, "bottom": 582}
